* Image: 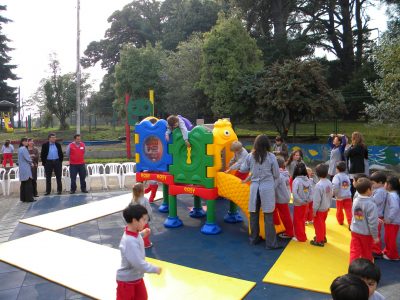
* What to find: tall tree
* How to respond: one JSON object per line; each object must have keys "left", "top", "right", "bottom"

{"left": 43, "top": 58, "right": 91, "bottom": 130}
{"left": 161, "top": 33, "right": 212, "bottom": 120}
{"left": 114, "top": 43, "right": 166, "bottom": 115}
{"left": 256, "top": 59, "right": 344, "bottom": 139}
{"left": 200, "top": 14, "right": 263, "bottom": 119}
{"left": 365, "top": 33, "right": 400, "bottom": 122}
{"left": 87, "top": 73, "right": 116, "bottom": 117}
{"left": 0, "top": 5, "right": 17, "bottom": 103}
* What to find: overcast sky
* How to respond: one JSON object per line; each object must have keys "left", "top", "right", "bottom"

{"left": 2, "top": 0, "right": 388, "bottom": 106}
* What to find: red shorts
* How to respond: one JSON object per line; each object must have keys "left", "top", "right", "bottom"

{"left": 116, "top": 279, "right": 148, "bottom": 300}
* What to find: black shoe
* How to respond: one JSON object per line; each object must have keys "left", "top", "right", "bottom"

{"left": 57, "top": 191, "right": 62, "bottom": 195}
{"left": 33, "top": 194, "right": 39, "bottom": 197}
{"left": 44, "top": 192, "right": 50, "bottom": 196}
{"left": 310, "top": 240, "right": 324, "bottom": 247}
{"left": 26, "top": 199, "right": 37, "bottom": 202}
{"left": 373, "top": 252, "right": 383, "bottom": 259}
{"left": 266, "top": 245, "right": 284, "bottom": 250}
{"left": 70, "top": 190, "right": 75, "bottom": 194}
{"left": 81, "top": 190, "right": 89, "bottom": 193}
{"left": 249, "top": 237, "right": 263, "bottom": 245}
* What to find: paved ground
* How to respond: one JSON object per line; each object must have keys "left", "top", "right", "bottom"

{"left": 0, "top": 188, "right": 399, "bottom": 300}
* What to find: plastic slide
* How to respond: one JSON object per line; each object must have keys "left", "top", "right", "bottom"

{"left": 216, "top": 172, "right": 285, "bottom": 238}
{"left": 3, "top": 115, "right": 13, "bottom": 133}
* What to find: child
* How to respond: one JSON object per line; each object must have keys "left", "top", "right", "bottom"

{"left": 353, "top": 173, "right": 369, "bottom": 200}
{"left": 144, "top": 181, "right": 158, "bottom": 203}
{"left": 305, "top": 167, "right": 317, "bottom": 225}
{"left": 370, "top": 171, "right": 388, "bottom": 258}
{"left": 1, "top": 139, "right": 14, "bottom": 167}
{"left": 382, "top": 175, "right": 400, "bottom": 261}
{"left": 116, "top": 204, "right": 161, "bottom": 300}
{"left": 292, "top": 162, "right": 312, "bottom": 242}
{"left": 350, "top": 178, "right": 379, "bottom": 263}
{"left": 225, "top": 141, "right": 249, "bottom": 180}
{"left": 286, "top": 150, "right": 305, "bottom": 191}
{"left": 132, "top": 183, "right": 153, "bottom": 248}
{"left": 330, "top": 274, "right": 369, "bottom": 300}
{"left": 165, "top": 115, "right": 191, "bottom": 148}
{"left": 310, "top": 163, "right": 332, "bottom": 247}
{"left": 348, "top": 258, "right": 385, "bottom": 300}
{"left": 274, "top": 157, "right": 294, "bottom": 239}
{"left": 333, "top": 161, "right": 353, "bottom": 226}
{"left": 240, "top": 134, "right": 281, "bottom": 250}
{"left": 328, "top": 134, "right": 347, "bottom": 178}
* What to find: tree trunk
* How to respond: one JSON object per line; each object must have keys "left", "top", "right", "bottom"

{"left": 271, "top": 0, "right": 290, "bottom": 59}
{"left": 339, "top": 0, "right": 355, "bottom": 79}
{"left": 355, "top": 0, "right": 364, "bottom": 69}
{"left": 59, "top": 115, "right": 69, "bottom": 130}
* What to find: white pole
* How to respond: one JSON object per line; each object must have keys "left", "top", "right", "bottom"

{"left": 76, "top": 0, "right": 81, "bottom": 134}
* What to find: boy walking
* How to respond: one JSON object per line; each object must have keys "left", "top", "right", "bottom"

{"left": 332, "top": 161, "right": 352, "bottom": 226}
{"left": 311, "top": 163, "right": 332, "bottom": 247}
{"left": 116, "top": 204, "right": 161, "bottom": 300}
{"left": 350, "top": 178, "right": 379, "bottom": 263}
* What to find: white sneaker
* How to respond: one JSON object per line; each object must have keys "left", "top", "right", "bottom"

{"left": 292, "top": 237, "right": 299, "bottom": 242}
{"left": 383, "top": 254, "right": 400, "bottom": 261}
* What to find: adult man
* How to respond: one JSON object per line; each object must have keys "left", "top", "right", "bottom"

{"left": 40, "top": 133, "right": 63, "bottom": 195}
{"left": 66, "top": 134, "right": 88, "bottom": 194}
{"left": 272, "top": 136, "right": 289, "bottom": 161}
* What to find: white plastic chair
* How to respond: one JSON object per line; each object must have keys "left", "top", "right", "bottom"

{"left": 36, "top": 166, "right": 46, "bottom": 192}
{"left": 51, "top": 165, "right": 70, "bottom": 192}
{"left": 86, "top": 164, "right": 107, "bottom": 190}
{"left": 104, "top": 163, "right": 123, "bottom": 188}
{"left": 0, "top": 168, "right": 6, "bottom": 195}
{"left": 7, "top": 167, "right": 19, "bottom": 195}
{"left": 121, "top": 162, "right": 136, "bottom": 188}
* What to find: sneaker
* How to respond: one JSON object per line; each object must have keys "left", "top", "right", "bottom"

{"left": 278, "top": 233, "right": 293, "bottom": 239}
{"left": 383, "top": 254, "right": 400, "bottom": 261}
{"left": 70, "top": 190, "right": 76, "bottom": 194}
{"left": 144, "top": 243, "right": 153, "bottom": 249}
{"left": 249, "top": 237, "right": 263, "bottom": 245}
{"left": 291, "top": 237, "right": 299, "bottom": 242}
{"left": 310, "top": 240, "right": 324, "bottom": 247}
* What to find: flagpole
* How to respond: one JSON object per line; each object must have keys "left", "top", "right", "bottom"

{"left": 76, "top": 0, "right": 81, "bottom": 134}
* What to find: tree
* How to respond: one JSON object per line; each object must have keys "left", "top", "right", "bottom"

{"left": 160, "top": 0, "right": 221, "bottom": 50}
{"left": 87, "top": 73, "right": 116, "bottom": 116}
{"left": 0, "top": 5, "right": 17, "bottom": 103}
{"left": 161, "top": 33, "right": 212, "bottom": 120}
{"left": 365, "top": 34, "right": 400, "bottom": 122}
{"left": 200, "top": 14, "right": 263, "bottom": 119}
{"left": 256, "top": 59, "right": 344, "bottom": 139}
{"left": 114, "top": 43, "right": 166, "bottom": 115}
{"left": 43, "top": 58, "right": 91, "bottom": 130}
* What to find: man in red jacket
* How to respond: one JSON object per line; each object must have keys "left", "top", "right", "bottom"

{"left": 66, "top": 134, "right": 88, "bottom": 194}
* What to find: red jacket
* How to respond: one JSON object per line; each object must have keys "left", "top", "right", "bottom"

{"left": 69, "top": 142, "right": 85, "bottom": 165}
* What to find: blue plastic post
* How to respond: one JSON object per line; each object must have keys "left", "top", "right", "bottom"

{"left": 164, "top": 194, "right": 183, "bottom": 228}
{"left": 224, "top": 201, "right": 243, "bottom": 223}
{"left": 159, "top": 183, "right": 169, "bottom": 213}
{"left": 190, "top": 195, "right": 206, "bottom": 218}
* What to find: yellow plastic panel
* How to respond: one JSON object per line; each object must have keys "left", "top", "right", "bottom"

{"left": 0, "top": 231, "right": 256, "bottom": 300}
{"left": 263, "top": 209, "right": 350, "bottom": 294}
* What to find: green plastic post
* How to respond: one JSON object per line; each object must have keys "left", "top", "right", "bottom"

{"left": 168, "top": 195, "right": 177, "bottom": 218}
{"left": 206, "top": 200, "right": 216, "bottom": 224}
{"left": 162, "top": 183, "right": 169, "bottom": 207}
{"left": 194, "top": 195, "right": 201, "bottom": 209}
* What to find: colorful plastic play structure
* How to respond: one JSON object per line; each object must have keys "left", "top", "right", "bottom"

{"left": 135, "top": 117, "right": 284, "bottom": 236}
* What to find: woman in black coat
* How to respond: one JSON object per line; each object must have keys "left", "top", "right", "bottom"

{"left": 344, "top": 131, "right": 369, "bottom": 198}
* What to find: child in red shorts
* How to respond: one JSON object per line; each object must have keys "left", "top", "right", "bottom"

{"left": 116, "top": 204, "right": 161, "bottom": 300}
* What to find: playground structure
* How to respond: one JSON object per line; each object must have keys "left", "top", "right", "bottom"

{"left": 1, "top": 112, "right": 13, "bottom": 133}
{"left": 134, "top": 117, "right": 284, "bottom": 237}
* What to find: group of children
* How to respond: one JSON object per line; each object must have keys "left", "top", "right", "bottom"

{"left": 114, "top": 120, "right": 399, "bottom": 299}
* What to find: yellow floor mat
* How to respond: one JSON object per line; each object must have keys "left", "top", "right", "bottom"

{"left": 20, "top": 191, "right": 162, "bottom": 231}
{"left": 263, "top": 209, "right": 350, "bottom": 294}
{"left": 0, "top": 231, "right": 255, "bottom": 300}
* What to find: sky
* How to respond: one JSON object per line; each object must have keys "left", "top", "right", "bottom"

{"left": 1, "top": 0, "right": 389, "bottom": 108}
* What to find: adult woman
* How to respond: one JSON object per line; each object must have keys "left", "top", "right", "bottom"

{"left": 28, "top": 138, "right": 40, "bottom": 197}
{"left": 344, "top": 132, "right": 369, "bottom": 198}
{"left": 328, "top": 134, "right": 347, "bottom": 179}
{"left": 18, "top": 137, "right": 35, "bottom": 202}
{"left": 240, "top": 134, "right": 281, "bottom": 249}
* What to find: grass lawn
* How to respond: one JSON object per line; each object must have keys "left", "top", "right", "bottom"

{"left": 1, "top": 121, "right": 398, "bottom": 146}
